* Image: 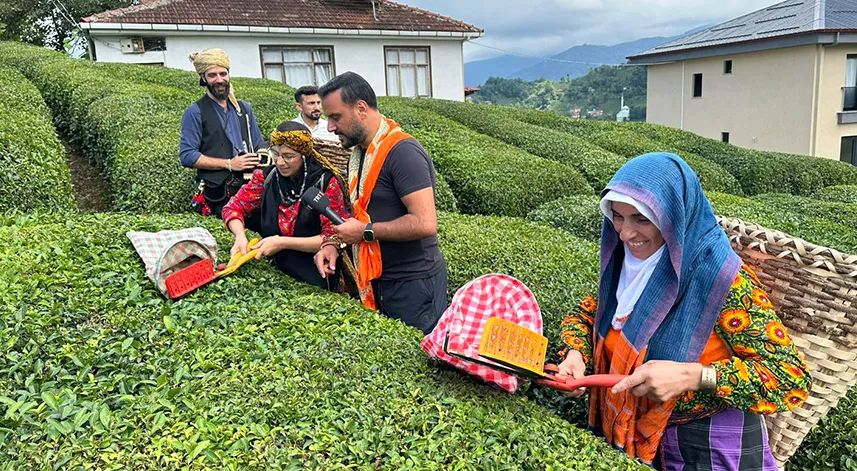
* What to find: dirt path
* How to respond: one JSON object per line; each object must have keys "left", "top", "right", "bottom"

{"left": 63, "top": 139, "right": 110, "bottom": 212}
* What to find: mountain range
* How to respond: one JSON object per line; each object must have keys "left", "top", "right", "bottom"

{"left": 465, "top": 27, "right": 708, "bottom": 86}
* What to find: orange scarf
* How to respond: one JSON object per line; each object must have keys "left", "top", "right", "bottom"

{"left": 589, "top": 333, "right": 676, "bottom": 465}
{"left": 347, "top": 116, "right": 413, "bottom": 309}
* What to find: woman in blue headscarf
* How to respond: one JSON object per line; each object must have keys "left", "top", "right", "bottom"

{"left": 556, "top": 153, "right": 811, "bottom": 470}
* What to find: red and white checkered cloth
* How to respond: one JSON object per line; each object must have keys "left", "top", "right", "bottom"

{"left": 421, "top": 274, "right": 543, "bottom": 393}
{"left": 126, "top": 228, "right": 219, "bottom": 296}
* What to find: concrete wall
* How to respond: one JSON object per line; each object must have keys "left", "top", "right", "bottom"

{"left": 90, "top": 32, "right": 466, "bottom": 101}
{"left": 646, "top": 45, "right": 818, "bottom": 156}
{"left": 815, "top": 44, "right": 857, "bottom": 159}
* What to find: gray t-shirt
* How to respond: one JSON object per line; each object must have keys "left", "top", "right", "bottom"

{"left": 360, "top": 139, "right": 445, "bottom": 281}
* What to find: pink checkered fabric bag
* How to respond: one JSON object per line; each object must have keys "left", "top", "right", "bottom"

{"left": 420, "top": 274, "right": 543, "bottom": 393}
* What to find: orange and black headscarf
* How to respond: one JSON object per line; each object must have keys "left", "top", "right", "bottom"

{"left": 270, "top": 125, "right": 344, "bottom": 183}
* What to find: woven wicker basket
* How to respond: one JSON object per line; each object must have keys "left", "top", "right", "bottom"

{"left": 717, "top": 216, "right": 857, "bottom": 467}
{"left": 313, "top": 137, "right": 351, "bottom": 176}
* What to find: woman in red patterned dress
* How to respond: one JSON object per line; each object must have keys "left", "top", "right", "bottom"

{"left": 222, "top": 121, "right": 351, "bottom": 290}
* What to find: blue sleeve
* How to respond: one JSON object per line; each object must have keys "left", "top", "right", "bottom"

{"left": 243, "top": 102, "right": 266, "bottom": 150}
{"left": 179, "top": 104, "right": 203, "bottom": 168}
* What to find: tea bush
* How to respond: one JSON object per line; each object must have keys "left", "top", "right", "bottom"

{"left": 813, "top": 185, "right": 857, "bottom": 204}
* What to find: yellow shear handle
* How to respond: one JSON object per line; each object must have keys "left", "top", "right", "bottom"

{"left": 216, "top": 238, "right": 260, "bottom": 277}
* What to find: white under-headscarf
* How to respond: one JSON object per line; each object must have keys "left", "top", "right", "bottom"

{"left": 600, "top": 190, "right": 665, "bottom": 330}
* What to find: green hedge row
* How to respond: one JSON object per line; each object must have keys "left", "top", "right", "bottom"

{"left": 0, "top": 211, "right": 640, "bottom": 470}
{"left": 630, "top": 122, "right": 857, "bottom": 196}
{"left": 706, "top": 192, "right": 857, "bottom": 255}
{"left": 788, "top": 387, "right": 857, "bottom": 470}
{"left": 502, "top": 106, "right": 857, "bottom": 198}
{"left": 379, "top": 98, "right": 593, "bottom": 216}
{"left": 93, "top": 61, "right": 301, "bottom": 136}
{"left": 523, "top": 190, "right": 857, "bottom": 256}
{"left": 527, "top": 194, "right": 603, "bottom": 241}
{"left": 406, "top": 98, "right": 627, "bottom": 191}
{"left": 813, "top": 185, "right": 857, "bottom": 204}
{"left": 0, "top": 42, "right": 198, "bottom": 213}
{"left": 750, "top": 193, "right": 857, "bottom": 230}
{"left": 0, "top": 65, "right": 75, "bottom": 214}
{"left": 435, "top": 174, "right": 458, "bottom": 213}
{"left": 427, "top": 101, "right": 742, "bottom": 194}
{"left": 503, "top": 108, "right": 744, "bottom": 195}
{"left": 501, "top": 108, "right": 744, "bottom": 194}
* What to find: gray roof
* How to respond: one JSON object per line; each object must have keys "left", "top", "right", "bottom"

{"left": 629, "top": 0, "right": 857, "bottom": 62}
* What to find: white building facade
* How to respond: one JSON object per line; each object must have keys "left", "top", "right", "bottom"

{"left": 81, "top": 0, "right": 482, "bottom": 101}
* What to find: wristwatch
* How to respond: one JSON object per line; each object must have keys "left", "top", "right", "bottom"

{"left": 362, "top": 222, "right": 375, "bottom": 242}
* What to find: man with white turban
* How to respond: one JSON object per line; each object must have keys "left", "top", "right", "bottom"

{"left": 180, "top": 48, "right": 265, "bottom": 220}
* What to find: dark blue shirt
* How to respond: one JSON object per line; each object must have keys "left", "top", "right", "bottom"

{"left": 179, "top": 96, "right": 264, "bottom": 168}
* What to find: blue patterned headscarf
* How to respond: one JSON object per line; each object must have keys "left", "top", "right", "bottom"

{"left": 594, "top": 153, "right": 742, "bottom": 363}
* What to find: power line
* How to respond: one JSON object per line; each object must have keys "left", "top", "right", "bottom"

{"left": 50, "top": 0, "right": 77, "bottom": 26}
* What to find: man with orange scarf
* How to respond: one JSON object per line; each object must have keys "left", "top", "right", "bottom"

{"left": 313, "top": 72, "right": 447, "bottom": 335}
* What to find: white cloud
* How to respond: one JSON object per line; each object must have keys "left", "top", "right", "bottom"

{"left": 399, "top": 0, "right": 779, "bottom": 61}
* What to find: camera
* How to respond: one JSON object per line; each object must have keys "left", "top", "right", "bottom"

{"left": 237, "top": 148, "right": 274, "bottom": 180}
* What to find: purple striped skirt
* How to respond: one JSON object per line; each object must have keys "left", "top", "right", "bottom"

{"left": 657, "top": 408, "right": 778, "bottom": 471}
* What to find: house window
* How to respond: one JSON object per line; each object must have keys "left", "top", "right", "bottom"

{"left": 845, "top": 55, "right": 857, "bottom": 111}
{"left": 722, "top": 132, "right": 730, "bottom": 143}
{"left": 385, "top": 47, "right": 431, "bottom": 97}
{"left": 260, "top": 46, "right": 334, "bottom": 87}
{"left": 693, "top": 73, "right": 703, "bottom": 98}
{"left": 142, "top": 37, "right": 166, "bottom": 51}
{"left": 841, "top": 136, "right": 857, "bottom": 166}
{"left": 724, "top": 60, "right": 733, "bottom": 74}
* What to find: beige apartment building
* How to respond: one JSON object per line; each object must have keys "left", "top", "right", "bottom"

{"left": 628, "top": 0, "right": 857, "bottom": 164}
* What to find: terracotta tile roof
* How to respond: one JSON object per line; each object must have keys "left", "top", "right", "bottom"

{"left": 82, "top": 0, "right": 483, "bottom": 34}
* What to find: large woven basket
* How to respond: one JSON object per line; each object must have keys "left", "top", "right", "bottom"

{"left": 313, "top": 137, "right": 351, "bottom": 176}
{"left": 717, "top": 216, "right": 857, "bottom": 467}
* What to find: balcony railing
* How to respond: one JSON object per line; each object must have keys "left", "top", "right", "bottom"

{"left": 844, "top": 87, "right": 857, "bottom": 112}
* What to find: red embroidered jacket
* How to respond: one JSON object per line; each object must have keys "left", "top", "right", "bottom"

{"left": 222, "top": 169, "right": 349, "bottom": 238}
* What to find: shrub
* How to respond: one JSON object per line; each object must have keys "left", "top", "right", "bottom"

{"left": 0, "top": 65, "right": 75, "bottom": 213}
{"left": 435, "top": 174, "right": 458, "bottom": 212}
{"left": 632, "top": 122, "right": 857, "bottom": 196}
{"left": 813, "top": 185, "right": 857, "bottom": 204}
{"left": 0, "top": 212, "right": 641, "bottom": 470}
{"left": 788, "top": 387, "right": 857, "bottom": 470}
{"left": 406, "top": 98, "right": 627, "bottom": 191}
{"left": 477, "top": 105, "right": 742, "bottom": 195}
{"left": 706, "top": 192, "right": 857, "bottom": 255}
{"left": 750, "top": 193, "right": 857, "bottom": 229}
{"left": 93, "top": 61, "right": 299, "bottom": 137}
{"left": 0, "top": 42, "right": 198, "bottom": 213}
{"left": 379, "top": 98, "right": 593, "bottom": 217}
{"left": 527, "top": 194, "right": 604, "bottom": 241}
{"left": 438, "top": 212, "right": 600, "bottom": 350}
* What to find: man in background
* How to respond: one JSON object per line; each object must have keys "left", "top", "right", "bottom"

{"left": 293, "top": 85, "right": 338, "bottom": 141}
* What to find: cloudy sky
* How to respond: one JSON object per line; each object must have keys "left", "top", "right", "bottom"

{"left": 402, "top": 0, "right": 778, "bottom": 62}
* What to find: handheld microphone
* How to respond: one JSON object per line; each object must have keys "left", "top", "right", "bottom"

{"left": 301, "top": 187, "right": 345, "bottom": 225}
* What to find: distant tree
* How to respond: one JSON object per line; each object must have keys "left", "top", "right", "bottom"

{"left": 522, "top": 79, "right": 559, "bottom": 110}
{"left": 473, "top": 76, "right": 532, "bottom": 106}
{"left": 562, "top": 65, "right": 647, "bottom": 120}
{"left": 472, "top": 65, "right": 648, "bottom": 121}
{"left": 0, "top": 0, "right": 132, "bottom": 52}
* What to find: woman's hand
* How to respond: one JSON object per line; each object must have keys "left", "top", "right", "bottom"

{"left": 252, "top": 236, "right": 286, "bottom": 259}
{"left": 611, "top": 360, "right": 702, "bottom": 402}
{"left": 231, "top": 234, "right": 249, "bottom": 258}
{"left": 556, "top": 350, "right": 587, "bottom": 398}
{"left": 314, "top": 245, "right": 339, "bottom": 278}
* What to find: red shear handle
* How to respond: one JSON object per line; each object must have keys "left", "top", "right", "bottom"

{"left": 535, "top": 364, "right": 628, "bottom": 392}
